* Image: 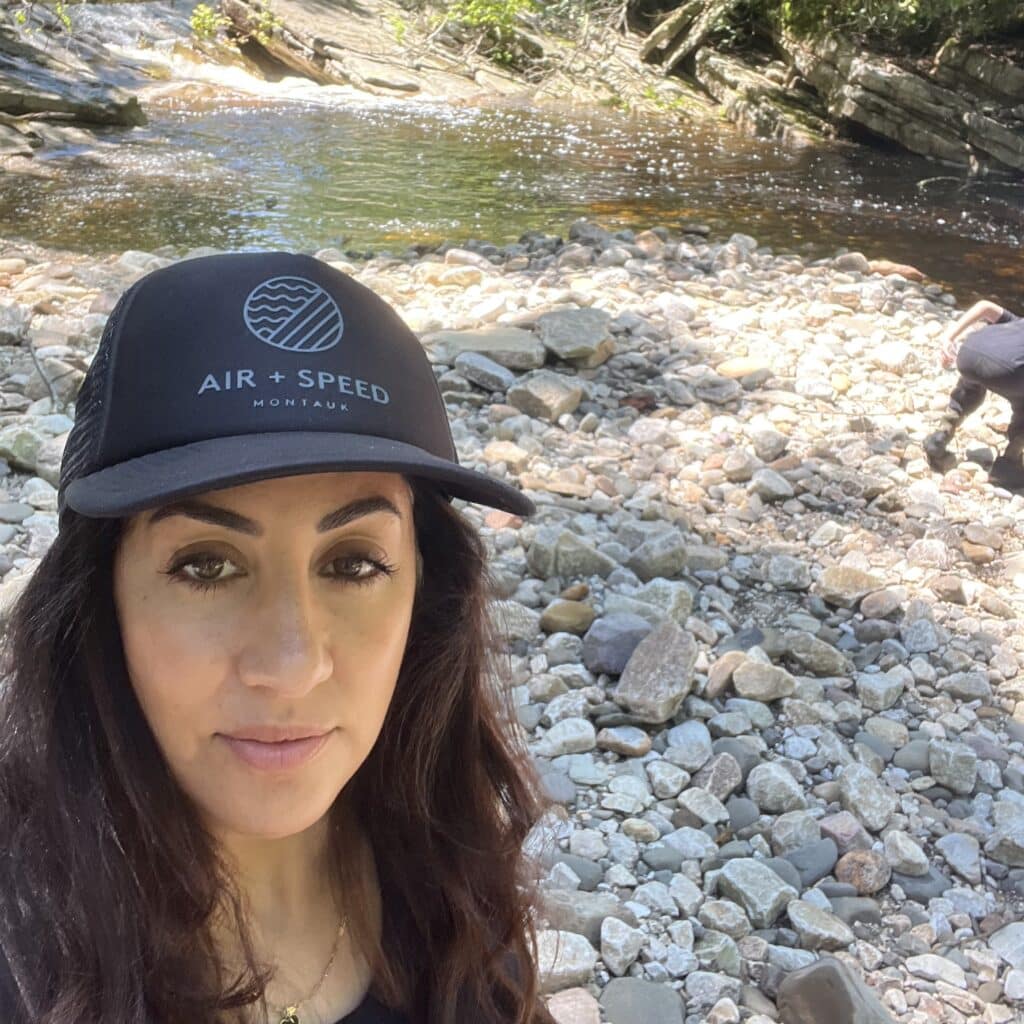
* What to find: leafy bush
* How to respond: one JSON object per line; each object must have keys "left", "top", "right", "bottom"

{"left": 189, "top": 2, "right": 230, "bottom": 41}
{"left": 744, "top": 0, "right": 1023, "bottom": 46}
{"left": 444, "top": 0, "right": 538, "bottom": 64}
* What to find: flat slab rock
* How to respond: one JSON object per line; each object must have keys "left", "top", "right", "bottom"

{"left": 777, "top": 955, "right": 896, "bottom": 1024}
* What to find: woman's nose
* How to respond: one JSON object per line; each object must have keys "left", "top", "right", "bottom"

{"left": 235, "top": 578, "right": 334, "bottom": 694}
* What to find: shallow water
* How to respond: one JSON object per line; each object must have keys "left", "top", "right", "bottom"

{"left": 1, "top": 1, "right": 1021, "bottom": 308}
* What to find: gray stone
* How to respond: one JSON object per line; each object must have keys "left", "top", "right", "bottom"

{"left": 507, "top": 370, "right": 583, "bottom": 422}
{"left": 452, "top": 350, "right": 516, "bottom": 391}
{"left": 855, "top": 670, "right": 904, "bottom": 712}
{"left": 816, "top": 567, "right": 885, "bottom": 609}
{"left": 600, "top": 977, "right": 684, "bottom": 1023}
{"left": 537, "top": 308, "right": 614, "bottom": 367}
{"left": 614, "top": 620, "right": 698, "bottom": 724}
{"left": 893, "top": 739, "right": 931, "bottom": 773}
{"left": 771, "top": 810, "right": 821, "bottom": 855}
{"left": 536, "top": 929, "right": 598, "bottom": 993}
{"left": 828, "top": 897, "right": 883, "bottom": 928}
{"left": 663, "top": 826, "right": 717, "bottom": 860}
{"left": 883, "top": 832, "right": 929, "bottom": 877}
{"left": 929, "top": 740, "right": 978, "bottom": 795}
{"left": 748, "top": 467, "right": 794, "bottom": 501}
{"left": 785, "top": 838, "right": 840, "bottom": 887}
{"left": 529, "top": 529, "right": 619, "bottom": 580}
{"left": 692, "top": 753, "right": 744, "bottom": 801}
{"left": 785, "top": 631, "right": 852, "bottom": 677}
{"left": 900, "top": 618, "right": 941, "bottom": 654}
{"left": 986, "top": 823, "right": 1024, "bottom": 867}
{"left": 422, "top": 326, "right": 545, "bottom": 369}
{"left": 787, "top": 899, "right": 855, "bottom": 950}
{"left": 733, "top": 660, "right": 796, "bottom": 701}
{"left": 747, "top": 762, "right": 807, "bottom": 813}
{"left": 767, "top": 554, "right": 812, "bottom": 590}
{"left": 838, "top": 764, "right": 896, "bottom": 832}
{"left": 718, "top": 858, "right": 799, "bottom": 928}
{"left": 627, "top": 531, "right": 688, "bottom": 581}
{"left": 776, "top": 956, "right": 896, "bottom": 1024}
{"left": 991, "top": 922, "right": 1024, "bottom": 970}
{"left": 684, "top": 971, "right": 742, "bottom": 1007}
{"left": 665, "top": 720, "right": 713, "bottom": 772}
{"left": 600, "top": 916, "right": 645, "bottom": 977}
{"left": 538, "top": 718, "right": 596, "bottom": 757}
{"left": 581, "top": 615, "right": 653, "bottom": 676}
{"left": 905, "top": 953, "right": 966, "bottom": 988}
{"left": 939, "top": 670, "right": 993, "bottom": 702}
{"left": 891, "top": 866, "right": 952, "bottom": 903}
{"left": 540, "top": 889, "right": 638, "bottom": 946}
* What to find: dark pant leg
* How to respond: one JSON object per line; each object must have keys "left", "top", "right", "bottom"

{"left": 947, "top": 378, "right": 987, "bottom": 422}
{"left": 1006, "top": 402, "right": 1024, "bottom": 460}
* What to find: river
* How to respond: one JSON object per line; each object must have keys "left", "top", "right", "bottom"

{"left": 1, "top": 0, "right": 1022, "bottom": 308}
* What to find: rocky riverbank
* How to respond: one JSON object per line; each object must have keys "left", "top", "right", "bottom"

{"left": 1, "top": 224, "right": 1024, "bottom": 1024}
{"left": 2, "top": 0, "right": 1022, "bottom": 176}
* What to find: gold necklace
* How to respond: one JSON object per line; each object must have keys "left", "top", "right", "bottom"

{"left": 269, "top": 915, "right": 349, "bottom": 1024}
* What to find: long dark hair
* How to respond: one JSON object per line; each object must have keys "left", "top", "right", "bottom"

{"left": 0, "top": 481, "right": 554, "bottom": 1024}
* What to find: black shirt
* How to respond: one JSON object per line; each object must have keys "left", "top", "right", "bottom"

{"left": 0, "top": 946, "right": 410, "bottom": 1024}
{"left": 333, "top": 991, "right": 409, "bottom": 1023}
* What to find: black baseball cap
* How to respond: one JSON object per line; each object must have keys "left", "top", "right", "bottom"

{"left": 56, "top": 251, "right": 536, "bottom": 523}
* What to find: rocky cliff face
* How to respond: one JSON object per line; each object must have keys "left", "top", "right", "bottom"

{"left": 776, "top": 33, "right": 1024, "bottom": 174}
{"left": 0, "top": 16, "right": 145, "bottom": 157}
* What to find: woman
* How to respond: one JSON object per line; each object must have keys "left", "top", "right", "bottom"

{"left": 0, "top": 253, "right": 554, "bottom": 1024}
{"left": 926, "top": 297, "right": 1023, "bottom": 486}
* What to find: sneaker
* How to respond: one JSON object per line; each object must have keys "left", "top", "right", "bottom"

{"left": 988, "top": 455, "right": 1024, "bottom": 491}
{"left": 923, "top": 430, "right": 955, "bottom": 472}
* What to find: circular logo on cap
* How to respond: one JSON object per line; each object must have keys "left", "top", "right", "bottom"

{"left": 243, "top": 276, "right": 344, "bottom": 353}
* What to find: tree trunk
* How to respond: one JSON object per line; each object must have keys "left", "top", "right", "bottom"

{"left": 662, "top": 0, "right": 740, "bottom": 73}
{"left": 639, "top": 0, "right": 701, "bottom": 61}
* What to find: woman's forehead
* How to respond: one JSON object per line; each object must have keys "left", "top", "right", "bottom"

{"left": 124, "top": 471, "right": 416, "bottom": 540}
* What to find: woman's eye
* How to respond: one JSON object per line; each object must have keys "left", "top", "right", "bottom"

{"left": 162, "top": 552, "right": 395, "bottom": 593}
{"left": 165, "top": 554, "right": 241, "bottom": 592}
{"left": 326, "top": 555, "right": 397, "bottom": 585}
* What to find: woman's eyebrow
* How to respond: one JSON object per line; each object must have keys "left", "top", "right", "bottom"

{"left": 145, "top": 495, "right": 402, "bottom": 536}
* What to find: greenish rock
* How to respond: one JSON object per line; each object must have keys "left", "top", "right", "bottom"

{"left": 0, "top": 424, "right": 42, "bottom": 472}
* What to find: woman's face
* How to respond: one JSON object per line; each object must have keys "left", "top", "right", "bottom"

{"left": 112, "top": 471, "right": 419, "bottom": 840}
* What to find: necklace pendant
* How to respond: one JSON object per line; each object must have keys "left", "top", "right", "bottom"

{"left": 279, "top": 1008, "right": 300, "bottom": 1024}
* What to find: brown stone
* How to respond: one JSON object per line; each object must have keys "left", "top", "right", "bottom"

{"left": 869, "top": 258, "right": 925, "bottom": 281}
{"left": 930, "top": 575, "right": 968, "bottom": 605}
{"left": 540, "top": 600, "right": 596, "bottom": 636}
{"left": 706, "top": 650, "right": 747, "bottom": 700}
{"left": 819, "top": 811, "right": 873, "bottom": 855}
{"left": 835, "top": 850, "right": 891, "bottom": 895}
{"left": 962, "top": 540, "right": 996, "bottom": 565}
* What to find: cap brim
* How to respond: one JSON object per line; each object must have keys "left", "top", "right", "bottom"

{"left": 62, "top": 432, "right": 536, "bottom": 518}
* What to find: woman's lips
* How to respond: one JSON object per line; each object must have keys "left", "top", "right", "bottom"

{"left": 219, "top": 731, "right": 332, "bottom": 771}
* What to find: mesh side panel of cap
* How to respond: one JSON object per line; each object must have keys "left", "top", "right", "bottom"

{"left": 57, "top": 284, "right": 135, "bottom": 509}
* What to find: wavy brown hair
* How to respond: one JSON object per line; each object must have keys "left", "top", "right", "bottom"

{"left": 0, "top": 481, "right": 554, "bottom": 1024}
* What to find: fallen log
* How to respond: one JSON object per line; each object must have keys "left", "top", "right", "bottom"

{"left": 663, "top": 0, "right": 741, "bottom": 73}
{"left": 639, "top": 0, "right": 701, "bottom": 62}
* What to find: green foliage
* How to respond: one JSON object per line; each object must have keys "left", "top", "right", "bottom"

{"left": 741, "top": 0, "right": 1021, "bottom": 46}
{"left": 444, "top": 0, "right": 538, "bottom": 65}
{"left": 9, "top": 0, "right": 73, "bottom": 33}
{"left": 251, "top": 0, "right": 282, "bottom": 45}
{"left": 189, "top": 2, "right": 230, "bottom": 42}
{"left": 387, "top": 13, "right": 409, "bottom": 45}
